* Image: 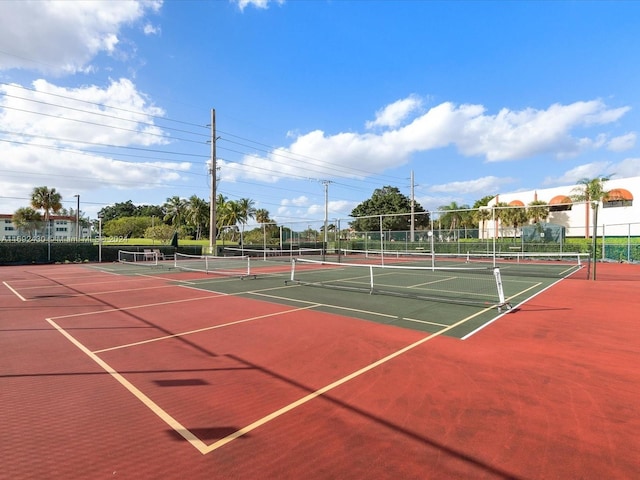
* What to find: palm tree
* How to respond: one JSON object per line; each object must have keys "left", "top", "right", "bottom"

{"left": 12, "top": 207, "right": 42, "bottom": 237}
{"left": 236, "top": 198, "right": 256, "bottom": 223}
{"left": 186, "top": 195, "right": 209, "bottom": 240}
{"left": 30, "top": 186, "right": 62, "bottom": 238}
{"left": 527, "top": 200, "right": 550, "bottom": 225}
{"left": 502, "top": 205, "right": 529, "bottom": 240}
{"left": 472, "top": 196, "right": 494, "bottom": 240}
{"left": 255, "top": 208, "right": 271, "bottom": 225}
{"left": 493, "top": 202, "right": 510, "bottom": 238}
{"left": 571, "top": 176, "right": 610, "bottom": 280}
{"left": 438, "top": 201, "right": 466, "bottom": 239}
{"left": 236, "top": 198, "right": 256, "bottom": 245}
{"left": 163, "top": 196, "right": 188, "bottom": 230}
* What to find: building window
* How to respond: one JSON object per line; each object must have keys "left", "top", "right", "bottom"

{"left": 603, "top": 199, "right": 632, "bottom": 208}
{"left": 603, "top": 188, "right": 633, "bottom": 208}
{"left": 549, "top": 195, "right": 572, "bottom": 212}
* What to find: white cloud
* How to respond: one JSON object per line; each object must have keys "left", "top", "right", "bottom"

{"left": 281, "top": 196, "right": 308, "bottom": 207}
{"left": 1, "top": 79, "right": 166, "bottom": 147}
{"left": 606, "top": 158, "right": 640, "bottom": 179}
{"left": 459, "top": 101, "right": 629, "bottom": 161}
{"left": 365, "top": 95, "right": 423, "bottom": 129}
{"left": 233, "top": 0, "right": 285, "bottom": 12}
{"left": 543, "top": 162, "right": 613, "bottom": 186}
{"left": 429, "top": 176, "right": 516, "bottom": 196}
{"left": 230, "top": 98, "right": 630, "bottom": 184}
{"left": 0, "top": 78, "right": 186, "bottom": 212}
{"left": 607, "top": 132, "right": 636, "bottom": 152}
{"left": 143, "top": 23, "right": 161, "bottom": 36}
{"left": 0, "top": 0, "right": 162, "bottom": 75}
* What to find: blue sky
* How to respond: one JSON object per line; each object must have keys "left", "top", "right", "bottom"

{"left": 1, "top": 0, "right": 639, "bottom": 228}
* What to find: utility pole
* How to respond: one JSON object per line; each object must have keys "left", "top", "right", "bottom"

{"left": 322, "top": 180, "right": 331, "bottom": 245}
{"left": 74, "top": 194, "right": 80, "bottom": 242}
{"left": 209, "top": 108, "right": 216, "bottom": 254}
{"left": 410, "top": 170, "right": 415, "bottom": 242}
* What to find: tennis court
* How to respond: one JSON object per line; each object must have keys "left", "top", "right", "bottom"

{"left": 2, "top": 255, "right": 639, "bottom": 479}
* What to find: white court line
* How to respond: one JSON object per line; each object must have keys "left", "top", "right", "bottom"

{"left": 461, "top": 280, "right": 558, "bottom": 340}
{"left": 49, "top": 293, "right": 225, "bottom": 320}
{"left": 46, "top": 317, "right": 210, "bottom": 454}
{"left": 44, "top": 268, "right": 497, "bottom": 455}
{"left": 93, "top": 304, "right": 321, "bottom": 353}
{"left": 14, "top": 275, "right": 170, "bottom": 291}
{"left": 248, "top": 290, "right": 450, "bottom": 328}
{"left": 200, "top": 303, "right": 496, "bottom": 454}
{"left": 2, "top": 281, "right": 27, "bottom": 301}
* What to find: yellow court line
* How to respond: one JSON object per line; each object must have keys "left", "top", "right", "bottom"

{"left": 2, "top": 281, "right": 27, "bottom": 302}
{"left": 46, "top": 317, "right": 210, "bottom": 454}
{"left": 92, "top": 304, "right": 322, "bottom": 353}
{"left": 200, "top": 304, "right": 496, "bottom": 454}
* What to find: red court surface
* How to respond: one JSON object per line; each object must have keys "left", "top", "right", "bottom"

{"left": 1, "top": 262, "right": 639, "bottom": 479}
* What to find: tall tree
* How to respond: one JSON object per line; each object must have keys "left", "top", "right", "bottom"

{"left": 98, "top": 200, "right": 137, "bottom": 222}
{"left": 237, "top": 198, "right": 256, "bottom": 225}
{"left": 502, "top": 205, "right": 529, "bottom": 239}
{"left": 30, "top": 186, "right": 62, "bottom": 239}
{"left": 163, "top": 196, "right": 188, "bottom": 229}
{"left": 527, "top": 200, "right": 550, "bottom": 224}
{"left": 493, "top": 202, "right": 510, "bottom": 238}
{"left": 12, "top": 207, "right": 42, "bottom": 237}
{"left": 472, "top": 195, "right": 495, "bottom": 238}
{"left": 236, "top": 198, "right": 256, "bottom": 244}
{"left": 255, "top": 208, "right": 271, "bottom": 225}
{"left": 438, "top": 201, "right": 471, "bottom": 238}
{"left": 350, "top": 186, "right": 429, "bottom": 231}
{"left": 186, "top": 195, "right": 209, "bottom": 240}
{"left": 571, "top": 176, "right": 610, "bottom": 280}
{"left": 30, "top": 186, "right": 62, "bottom": 222}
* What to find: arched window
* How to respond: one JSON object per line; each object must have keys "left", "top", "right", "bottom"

{"left": 549, "top": 195, "right": 572, "bottom": 212}
{"left": 603, "top": 188, "right": 633, "bottom": 208}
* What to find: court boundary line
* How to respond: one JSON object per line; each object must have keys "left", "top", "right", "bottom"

{"left": 461, "top": 278, "right": 560, "bottom": 339}
{"left": 46, "top": 317, "right": 210, "bottom": 454}
{"left": 47, "top": 293, "right": 226, "bottom": 319}
{"left": 92, "top": 304, "right": 322, "bottom": 353}
{"left": 200, "top": 303, "right": 496, "bottom": 454}
{"left": 246, "top": 290, "right": 450, "bottom": 328}
{"left": 42, "top": 267, "right": 500, "bottom": 456}
{"left": 3, "top": 281, "right": 27, "bottom": 301}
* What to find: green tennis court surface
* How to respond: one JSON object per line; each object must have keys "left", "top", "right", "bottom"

{"left": 97, "top": 252, "right": 585, "bottom": 339}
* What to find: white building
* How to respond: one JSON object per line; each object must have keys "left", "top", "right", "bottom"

{"left": 484, "top": 176, "right": 639, "bottom": 238}
{"left": 0, "top": 214, "right": 84, "bottom": 241}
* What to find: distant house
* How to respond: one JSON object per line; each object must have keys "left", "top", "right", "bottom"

{"left": 483, "top": 176, "right": 639, "bottom": 238}
{"left": 0, "top": 214, "right": 82, "bottom": 241}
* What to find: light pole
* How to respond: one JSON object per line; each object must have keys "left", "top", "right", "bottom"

{"left": 98, "top": 214, "right": 103, "bottom": 263}
{"left": 73, "top": 194, "right": 80, "bottom": 241}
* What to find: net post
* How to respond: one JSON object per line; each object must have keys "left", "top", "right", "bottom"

{"left": 291, "top": 258, "right": 297, "bottom": 283}
{"left": 493, "top": 267, "right": 512, "bottom": 313}
{"left": 369, "top": 265, "right": 374, "bottom": 294}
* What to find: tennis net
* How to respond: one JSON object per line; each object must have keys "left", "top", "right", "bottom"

{"left": 118, "top": 249, "right": 158, "bottom": 266}
{"left": 174, "top": 253, "right": 251, "bottom": 277}
{"left": 339, "top": 248, "right": 586, "bottom": 278}
{"left": 286, "top": 258, "right": 510, "bottom": 311}
{"left": 434, "top": 251, "right": 587, "bottom": 278}
{"left": 221, "top": 246, "right": 325, "bottom": 262}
